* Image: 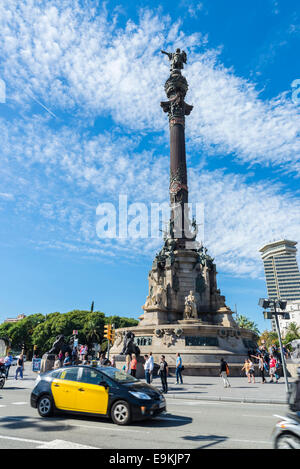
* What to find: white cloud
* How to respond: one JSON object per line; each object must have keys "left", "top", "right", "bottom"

{"left": 0, "top": 116, "right": 299, "bottom": 278}
{"left": 189, "top": 169, "right": 300, "bottom": 277}
{"left": 0, "top": 1, "right": 299, "bottom": 175}
{"left": 0, "top": 2, "right": 299, "bottom": 280}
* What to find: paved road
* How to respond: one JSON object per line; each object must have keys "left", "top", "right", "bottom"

{"left": 0, "top": 370, "right": 287, "bottom": 449}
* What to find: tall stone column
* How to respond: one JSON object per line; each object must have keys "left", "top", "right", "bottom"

{"left": 160, "top": 49, "right": 193, "bottom": 243}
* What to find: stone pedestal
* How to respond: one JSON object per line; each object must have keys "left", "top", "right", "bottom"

{"left": 40, "top": 353, "right": 55, "bottom": 373}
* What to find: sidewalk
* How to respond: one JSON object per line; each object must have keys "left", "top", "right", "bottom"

{"left": 158, "top": 374, "right": 292, "bottom": 405}
{"left": 12, "top": 362, "right": 293, "bottom": 405}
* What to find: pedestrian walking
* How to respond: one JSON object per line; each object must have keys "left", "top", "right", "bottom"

{"left": 248, "top": 359, "right": 255, "bottom": 383}
{"left": 158, "top": 355, "right": 168, "bottom": 393}
{"left": 219, "top": 358, "right": 231, "bottom": 388}
{"left": 143, "top": 355, "right": 151, "bottom": 384}
{"left": 269, "top": 355, "right": 278, "bottom": 383}
{"left": 175, "top": 353, "right": 183, "bottom": 384}
{"left": 149, "top": 352, "right": 154, "bottom": 383}
{"left": 130, "top": 354, "right": 137, "bottom": 377}
{"left": 15, "top": 354, "right": 24, "bottom": 380}
{"left": 4, "top": 353, "right": 13, "bottom": 378}
{"left": 125, "top": 354, "right": 131, "bottom": 373}
{"left": 251, "top": 353, "right": 266, "bottom": 383}
{"left": 242, "top": 359, "right": 253, "bottom": 383}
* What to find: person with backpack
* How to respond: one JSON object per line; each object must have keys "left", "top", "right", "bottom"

{"left": 220, "top": 358, "right": 231, "bottom": 388}
{"left": 4, "top": 353, "right": 13, "bottom": 378}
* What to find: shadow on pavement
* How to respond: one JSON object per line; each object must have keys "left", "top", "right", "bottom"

{"left": 136, "top": 414, "right": 193, "bottom": 429}
{"left": 0, "top": 416, "right": 73, "bottom": 433}
{"left": 167, "top": 391, "right": 205, "bottom": 395}
{"left": 182, "top": 434, "right": 228, "bottom": 449}
{"left": 231, "top": 386, "right": 260, "bottom": 389}
{"left": 1, "top": 386, "right": 29, "bottom": 391}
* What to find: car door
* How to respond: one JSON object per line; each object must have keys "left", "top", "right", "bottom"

{"left": 76, "top": 368, "right": 109, "bottom": 414}
{"left": 51, "top": 367, "right": 80, "bottom": 411}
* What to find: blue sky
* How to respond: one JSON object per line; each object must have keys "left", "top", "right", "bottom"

{"left": 0, "top": 0, "right": 299, "bottom": 332}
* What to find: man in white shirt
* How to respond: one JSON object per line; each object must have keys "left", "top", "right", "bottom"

{"left": 144, "top": 355, "right": 152, "bottom": 384}
{"left": 149, "top": 352, "right": 154, "bottom": 383}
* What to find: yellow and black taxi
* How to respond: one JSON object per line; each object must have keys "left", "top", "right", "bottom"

{"left": 31, "top": 365, "right": 166, "bottom": 425}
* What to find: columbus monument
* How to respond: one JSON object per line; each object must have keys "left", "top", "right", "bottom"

{"left": 110, "top": 49, "right": 257, "bottom": 375}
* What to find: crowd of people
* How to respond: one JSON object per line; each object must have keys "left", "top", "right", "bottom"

{"left": 52, "top": 345, "right": 115, "bottom": 369}
{"left": 50, "top": 347, "right": 183, "bottom": 394}
{"left": 120, "top": 351, "right": 184, "bottom": 394}
{"left": 219, "top": 343, "right": 289, "bottom": 388}
{"left": 2, "top": 341, "right": 289, "bottom": 395}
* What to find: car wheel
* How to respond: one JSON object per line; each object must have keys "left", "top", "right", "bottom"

{"left": 111, "top": 400, "right": 131, "bottom": 425}
{"left": 37, "top": 395, "right": 54, "bottom": 418}
{"left": 276, "top": 434, "right": 300, "bottom": 449}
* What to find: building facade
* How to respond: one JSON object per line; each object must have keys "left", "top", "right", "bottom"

{"left": 259, "top": 240, "right": 300, "bottom": 330}
{"left": 4, "top": 314, "right": 26, "bottom": 323}
{"left": 277, "top": 300, "right": 300, "bottom": 338}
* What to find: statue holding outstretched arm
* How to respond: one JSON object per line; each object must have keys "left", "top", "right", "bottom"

{"left": 161, "top": 48, "right": 187, "bottom": 72}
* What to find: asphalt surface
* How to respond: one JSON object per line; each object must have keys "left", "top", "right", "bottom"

{"left": 0, "top": 363, "right": 290, "bottom": 449}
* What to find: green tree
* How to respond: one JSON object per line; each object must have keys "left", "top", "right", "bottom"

{"left": 235, "top": 314, "right": 260, "bottom": 335}
{"left": 1, "top": 309, "right": 139, "bottom": 357}
{"left": 7, "top": 314, "right": 45, "bottom": 356}
{"left": 83, "top": 312, "right": 105, "bottom": 347}
{"left": 283, "top": 322, "right": 300, "bottom": 350}
{"left": 258, "top": 330, "right": 279, "bottom": 349}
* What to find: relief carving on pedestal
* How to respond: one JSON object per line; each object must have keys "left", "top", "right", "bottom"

{"left": 161, "top": 328, "right": 176, "bottom": 347}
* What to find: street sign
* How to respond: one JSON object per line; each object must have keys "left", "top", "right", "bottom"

{"left": 32, "top": 358, "right": 42, "bottom": 372}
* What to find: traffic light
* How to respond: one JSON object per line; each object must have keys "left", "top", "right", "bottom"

{"left": 104, "top": 324, "right": 115, "bottom": 343}
{"left": 104, "top": 324, "right": 111, "bottom": 341}
{"left": 110, "top": 328, "right": 115, "bottom": 345}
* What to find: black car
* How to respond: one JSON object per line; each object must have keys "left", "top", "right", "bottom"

{"left": 31, "top": 365, "right": 166, "bottom": 425}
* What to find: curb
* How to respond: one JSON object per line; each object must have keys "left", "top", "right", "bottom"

{"left": 165, "top": 394, "right": 287, "bottom": 405}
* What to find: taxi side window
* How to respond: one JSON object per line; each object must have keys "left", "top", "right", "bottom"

{"left": 60, "top": 368, "right": 79, "bottom": 382}
{"left": 99, "top": 374, "right": 116, "bottom": 388}
{"left": 80, "top": 368, "right": 102, "bottom": 385}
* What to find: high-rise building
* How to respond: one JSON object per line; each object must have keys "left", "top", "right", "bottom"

{"left": 259, "top": 240, "right": 300, "bottom": 330}
{"left": 277, "top": 300, "right": 300, "bottom": 338}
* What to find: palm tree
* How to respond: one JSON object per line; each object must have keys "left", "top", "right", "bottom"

{"left": 84, "top": 319, "right": 101, "bottom": 346}
{"left": 235, "top": 314, "right": 260, "bottom": 335}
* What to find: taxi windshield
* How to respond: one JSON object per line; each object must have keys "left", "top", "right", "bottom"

{"left": 100, "top": 367, "right": 138, "bottom": 384}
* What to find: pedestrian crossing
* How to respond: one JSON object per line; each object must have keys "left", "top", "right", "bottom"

{"left": 0, "top": 401, "right": 29, "bottom": 408}
{"left": 0, "top": 435, "right": 98, "bottom": 449}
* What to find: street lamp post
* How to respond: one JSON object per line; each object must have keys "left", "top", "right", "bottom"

{"left": 273, "top": 303, "right": 289, "bottom": 393}
{"left": 259, "top": 298, "right": 290, "bottom": 393}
